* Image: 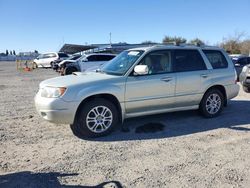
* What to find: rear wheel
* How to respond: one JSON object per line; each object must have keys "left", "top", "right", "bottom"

{"left": 199, "top": 89, "right": 224, "bottom": 118}
{"left": 73, "top": 99, "right": 119, "bottom": 138}
{"left": 64, "top": 66, "right": 77, "bottom": 75}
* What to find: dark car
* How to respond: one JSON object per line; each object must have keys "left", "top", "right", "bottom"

{"left": 239, "top": 64, "right": 250, "bottom": 93}
{"left": 231, "top": 56, "right": 250, "bottom": 80}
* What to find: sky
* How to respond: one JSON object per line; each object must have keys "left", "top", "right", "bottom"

{"left": 0, "top": 0, "right": 250, "bottom": 53}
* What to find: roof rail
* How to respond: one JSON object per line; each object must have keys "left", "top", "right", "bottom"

{"left": 155, "top": 43, "right": 219, "bottom": 48}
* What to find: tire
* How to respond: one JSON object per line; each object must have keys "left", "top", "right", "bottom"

{"left": 64, "top": 66, "right": 77, "bottom": 75}
{"left": 73, "top": 99, "right": 119, "bottom": 138}
{"left": 243, "top": 86, "right": 250, "bottom": 93}
{"left": 199, "top": 89, "right": 224, "bottom": 118}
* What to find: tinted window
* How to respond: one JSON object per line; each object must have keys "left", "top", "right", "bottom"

{"left": 58, "top": 53, "right": 69, "bottom": 58}
{"left": 203, "top": 50, "right": 228, "bottom": 69}
{"left": 139, "top": 50, "right": 172, "bottom": 75}
{"left": 97, "top": 55, "right": 115, "bottom": 61}
{"left": 173, "top": 50, "right": 206, "bottom": 72}
{"left": 237, "top": 57, "right": 248, "bottom": 66}
{"left": 248, "top": 57, "right": 250, "bottom": 64}
{"left": 87, "top": 55, "right": 98, "bottom": 61}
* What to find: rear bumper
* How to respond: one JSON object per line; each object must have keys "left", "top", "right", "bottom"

{"left": 34, "top": 94, "right": 79, "bottom": 124}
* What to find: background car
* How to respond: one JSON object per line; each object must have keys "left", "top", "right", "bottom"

{"left": 59, "top": 53, "right": 116, "bottom": 75}
{"left": 51, "top": 54, "right": 81, "bottom": 71}
{"left": 239, "top": 64, "right": 250, "bottom": 93}
{"left": 33, "top": 52, "right": 69, "bottom": 68}
{"left": 231, "top": 55, "right": 250, "bottom": 80}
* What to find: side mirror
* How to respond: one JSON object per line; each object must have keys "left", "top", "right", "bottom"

{"left": 134, "top": 65, "right": 149, "bottom": 75}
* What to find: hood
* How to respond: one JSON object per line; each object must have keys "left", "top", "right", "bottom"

{"left": 39, "top": 72, "right": 117, "bottom": 88}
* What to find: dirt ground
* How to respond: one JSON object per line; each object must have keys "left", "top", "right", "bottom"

{"left": 0, "top": 61, "right": 250, "bottom": 188}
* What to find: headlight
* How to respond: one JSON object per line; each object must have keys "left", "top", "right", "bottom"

{"left": 40, "top": 87, "right": 66, "bottom": 98}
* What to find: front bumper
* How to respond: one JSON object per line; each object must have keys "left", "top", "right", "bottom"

{"left": 34, "top": 94, "right": 79, "bottom": 124}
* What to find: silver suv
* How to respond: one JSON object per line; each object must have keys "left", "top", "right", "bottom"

{"left": 35, "top": 45, "right": 239, "bottom": 137}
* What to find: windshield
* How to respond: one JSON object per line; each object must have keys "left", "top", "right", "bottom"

{"left": 68, "top": 55, "right": 81, "bottom": 60}
{"left": 101, "top": 50, "right": 144, "bottom": 75}
{"left": 78, "top": 54, "right": 87, "bottom": 62}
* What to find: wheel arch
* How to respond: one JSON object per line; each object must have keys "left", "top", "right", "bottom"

{"left": 74, "top": 93, "right": 123, "bottom": 124}
{"left": 203, "top": 85, "right": 227, "bottom": 106}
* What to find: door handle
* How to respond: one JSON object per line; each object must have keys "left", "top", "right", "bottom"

{"left": 201, "top": 74, "right": 208, "bottom": 78}
{"left": 161, "top": 77, "right": 172, "bottom": 82}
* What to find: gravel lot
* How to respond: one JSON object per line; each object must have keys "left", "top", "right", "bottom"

{"left": 0, "top": 61, "right": 250, "bottom": 188}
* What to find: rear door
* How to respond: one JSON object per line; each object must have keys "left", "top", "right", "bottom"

{"left": 173, "top": 49, "right": 210, "bottom": 107}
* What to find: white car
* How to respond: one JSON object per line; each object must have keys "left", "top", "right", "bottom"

{"left": 33, "top": 52, "right": 69, "bottom": 68}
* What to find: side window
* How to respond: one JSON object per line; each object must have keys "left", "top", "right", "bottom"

{"left": 58, "top": 53, "right": 68, "bottom": 58}
{"left": 87, "top": 55, "right": 98, "bottom": 61}
{"left": 238, "top": 58, "right": 248, "bottom": 66}
{"left": 202, "top": 50, "right": 228, "bottom": 69}
{"left": 173, "top": 50, "right": 207, "bottom": 72}
{"left": 139, "top": 50, "right": 172, "bottom": 75}
{"left": 46, "top": 53, "right": 57, "bottom": 58}
{"left": 100, "top": 55, "right": 115, "bottom": 61}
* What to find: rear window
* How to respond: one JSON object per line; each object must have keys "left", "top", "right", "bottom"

{"left": 203, "top": 50, "right": 228, "bottom": 69}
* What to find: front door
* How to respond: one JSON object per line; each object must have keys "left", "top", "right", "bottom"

{"left": 125, "top": 50, "right": 176, "bottom": 115}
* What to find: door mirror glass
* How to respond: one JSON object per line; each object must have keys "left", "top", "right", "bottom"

{"left": 134, "top": 65, "right": 149, "bottom": 75}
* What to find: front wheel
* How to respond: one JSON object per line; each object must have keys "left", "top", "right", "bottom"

{"left": 73, "top": 99, "right": 119, "bottom": 138}
{"left": 64, "top": 66, "right": 77, "bottom": 75}
{"left": 199, "top": 89, "right": 224, "bottom": 118}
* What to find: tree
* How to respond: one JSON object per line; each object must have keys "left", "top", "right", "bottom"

{"left": 13, "top": 50, "right": 16, "bottom": 55}
{"left": 10, "top": 50, "right": 12, "bottom": 55}
{"left": 162, "top": 36, "right": 187, "bottom": 44}
{"left": 220, "top": 32, "right": 245, "bottom": 54}
{"left": 189, "top": 38, "right": 205, "bottom": 46}
{"left": 239, "top": 40, "right": 250, "bottom": 55}
{"left": 34, "top": 50, "right": 38, "bottom": 54}
{"left": 6, "top": 50, "right": 9, "bottom": 56}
